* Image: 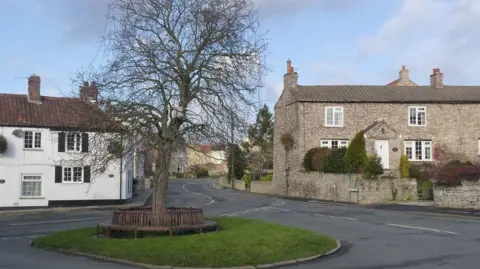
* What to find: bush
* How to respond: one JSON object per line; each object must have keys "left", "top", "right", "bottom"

{"left": 0, "top": 134, "right": 7, "bottom": 154}
{"left": 174, "top": 172, "right": 184, "bottom": 178}
{"left": 409, "top": 166, "right": 421, "bottom": 179}
{"left": 302, "top": 147, "right": 330, "bottom": 171}
{"left": 400, "top": 155, "right": 410, "bottom": 178}
{"left": 343, "top": 131, "right": 367, "bottom": 173}
{"left": 362, "top": 154, "right": 384, "bottom": 179}
{"left": 435, "top": 165, "right": 480, "bottom": 186}
{"left": 243, "top": 173, "right": 254, "bottom": 187}
{"left": 259, "top": 173, "right": 273, "bottom": 181}
{"left": 323, "top": 148, "right": 347, "bottom": 173}
{"left": 194, "top": 166, "right": 209, "bottom": 178}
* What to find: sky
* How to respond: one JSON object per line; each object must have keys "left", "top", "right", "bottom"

{"left": 1, "top": 0, "right": 480, "bottom": 112}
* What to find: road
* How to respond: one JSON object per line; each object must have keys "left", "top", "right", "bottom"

{"left": 1, "top": 179, "right": 480, "bottom": 268}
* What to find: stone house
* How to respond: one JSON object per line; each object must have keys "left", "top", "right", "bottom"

{"left": 273, "top": 60, "right": 480, "bottom": 187}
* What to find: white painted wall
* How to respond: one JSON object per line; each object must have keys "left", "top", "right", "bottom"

{"left": 0, "top": 126, "right": 133, "bottom": 208}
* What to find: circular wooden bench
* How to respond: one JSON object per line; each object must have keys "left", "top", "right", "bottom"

{"left": 97, "top": 207, "right": 218, "bottom": 238}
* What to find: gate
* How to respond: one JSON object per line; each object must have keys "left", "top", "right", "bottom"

{"left": 417, "top": 180, "right": 433, "bottom": 200}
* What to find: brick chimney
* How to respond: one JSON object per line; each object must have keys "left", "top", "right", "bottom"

{"left": 27, "top": 75, "right": 42, "bottom": 104}
{"left": 284, "top": 59, "right": 298, "bottom": 89}
{"left": 430, "top": 68, "right": 444, "bottom": 88}
{"left": 80, "top": 81, "right": 98, "bottom": 102}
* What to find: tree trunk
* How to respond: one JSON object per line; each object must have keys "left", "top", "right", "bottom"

{"left": 152, "top": 145, "right": 173, "bottom": 213}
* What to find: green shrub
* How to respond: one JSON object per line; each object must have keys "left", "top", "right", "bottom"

{"left": 409, "top": 166, "right": 421, "bottom": 179}
{"left": 259, "top": 173, "right": 273, "bottom": 181}
{"left": 323, "top": 148, "right": 347, "bottom": 173}
{"left": 243, "top": 173, "right": 254, "bottom": 186}
{"left": 302, "top": 147, "right": 330, "bottom": 171}
{"left": 362, "top": 154, "right": 384, "bottom": 179}
{"left": 174, "top": 172, "right": 184, "bottom": 178}
{"left": 0, "top": 134, "right": 7, "bottom": 154}
{"left": 343, "top": 131, "right": 367, "bottom": 173}
{"left": 194, "top": 166, "right": 209, "bottom": 178}
{"left": 400, "top": 155, "right": 410, "bottom": 178}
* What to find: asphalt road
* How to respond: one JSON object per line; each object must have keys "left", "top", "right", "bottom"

{"left": 1, "top": 179, "right": 480, "bottom": 268}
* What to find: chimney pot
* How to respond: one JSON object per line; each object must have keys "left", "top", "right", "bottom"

{"left": 80, "top": 81, "right": 98, "bottom": 102}
{"left": 284, "top": 59, "right": 298, "bottom": 88}
{"left": 27, "top": 74, "right": 41, "bottom": 104}
{"left": 430, "top": 68, "right": 444, "bottom": 88}
{"left": 287, "top": 59, "right": 294, "bottom": 74}
{"left": 399, "top": 65, "right": 409, "bottom": 82}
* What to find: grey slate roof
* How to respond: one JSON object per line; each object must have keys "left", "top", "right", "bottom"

{"left": 292, "top": 85, "right": 480, "bottom": 103}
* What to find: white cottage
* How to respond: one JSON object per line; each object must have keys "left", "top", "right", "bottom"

{"left": 0, "top": 75, "right": 139, "bottom": 208}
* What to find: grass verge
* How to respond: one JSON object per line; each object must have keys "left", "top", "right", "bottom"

{"left": 32, "top": 217, "right": 337, "bottom": 267}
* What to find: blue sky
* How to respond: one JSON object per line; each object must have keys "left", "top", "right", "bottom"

{"left": 1, "top": 0, "right": 480, "bottom": 111}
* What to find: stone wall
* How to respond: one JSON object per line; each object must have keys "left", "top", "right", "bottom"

{"left": 233, "top": 180, "right": 245, "bottom": 191}
{"left": 250, "top": 181, "right": 283, "bottom": 195}
{"left": 251, "top": 172, "right": 417, "bottom": 204}
{"left": 434, "top": 181, "right": 480, "bottom": 209}
{"left": 135, "top": 177, "right": 152, "bottom": 192}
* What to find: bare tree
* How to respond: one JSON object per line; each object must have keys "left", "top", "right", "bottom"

{"left": 77, "top": 0, "right": 268, "bottom": 212}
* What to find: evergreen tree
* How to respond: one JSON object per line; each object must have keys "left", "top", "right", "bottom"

{"left": 227, "top": 143, "right": 246, "bottom": 180}
{"left": 344, "top": 131, "right": 368, "bottom": 173}
{"left": 242, "top": 104, "right": 274, "bottom": 172}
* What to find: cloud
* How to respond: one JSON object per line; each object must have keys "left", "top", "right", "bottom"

{"left": 356, "top": 0, "right": 480, "bottom": 84}
{"left": 254, "top": 0, "right": 362, "bottom": 19}
{"left": 35, "top": 0, "right": 109, "bottom": 45}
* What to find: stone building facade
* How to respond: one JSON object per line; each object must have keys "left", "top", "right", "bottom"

{"left": 273, "top": 60, "right": 480, "bottom": 192}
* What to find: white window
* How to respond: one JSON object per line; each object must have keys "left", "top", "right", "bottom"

{"left": 404, "top": 140, "right": 432, "bottom": 161}
{"left": 66, "top": 133, "right": 82, "bottom": 152}
{"left": 320, "top": 139, "right": 348, "bottom": 149}
{"left": 408, "top": 106, "right": 427, "bottom": 126}
{"left": 24, "top": 131, "right": 42, "bottom": 149}
{"left": 63, "top": 167, "right": 83, "bottom": 183}
{"left": 325, "top": 107, "right": 344, "bottom": 127}
{"left": 21, "top": 175, "right": 42, "bottom": 197}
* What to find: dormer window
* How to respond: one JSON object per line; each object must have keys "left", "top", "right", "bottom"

{"left": 408, "top": 106, "right": 426, "bottom": 126}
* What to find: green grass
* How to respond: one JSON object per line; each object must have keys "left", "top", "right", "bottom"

{"left": 32, "top": 217, "right": 337, "bottom": 267}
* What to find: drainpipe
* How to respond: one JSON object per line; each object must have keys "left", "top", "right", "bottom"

{"left": 133, "top": 125, "right": 137, "bottom": 179}
{"left": 119, "top": 136, "right": 124, "bottom": 203}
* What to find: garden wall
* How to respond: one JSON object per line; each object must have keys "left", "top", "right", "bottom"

{"left": 218, "top": 177, "right": 245, "bottom": 191}
{"left": 250, "top": 181, "right": 283, "bottom": 195}
{"left": 434, "top": 180, "right": 480, "bottom": 209}
{"left": 252, "top": 172, "right": 417, "bottom": 204}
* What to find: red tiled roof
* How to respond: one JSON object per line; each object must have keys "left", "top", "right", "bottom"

{"left": 0, "top": 93, "right": 109, "bottom": 130}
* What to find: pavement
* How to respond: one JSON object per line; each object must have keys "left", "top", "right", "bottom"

{"left": 1, "top": 179, "right": 480, "bottom": 268}
{"left": 0, "top": 190, "right": 152, "bottom": 215}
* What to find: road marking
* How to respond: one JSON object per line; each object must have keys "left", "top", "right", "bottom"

{"left": 182, "top": 184, "right": 215, "bottom": 205}
{"left": 446, "top": 210, "right": 471, "bottom": 214}
{"left": 272, "top": 207, "right": 291, "bottom": 212}
{"left": 386, "top": 223, "right": 460, "bottom": 235}
{"left": 0, "top": 235, "right": 43, "bottom": 240}
{"left": 314, "top": 214, "right": 357, "bottom": 221}
{"left": 10, "top": 217, "right": 108, "bottom": 226}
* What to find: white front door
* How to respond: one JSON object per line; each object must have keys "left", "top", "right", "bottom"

{"left": 374, "top": 140, "right": 389, "bottom": 169}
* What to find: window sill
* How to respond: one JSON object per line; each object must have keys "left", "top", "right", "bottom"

{"left": 409, "top": 160, "right": 434, "bottom": 162}
{"left": 23, "top": 148, "right": 43, "bottom": 152}
{"left": 20, "top": 197, "right": 45, "bottom": 200}
{"left": 62, "top": 182, "right": 85, "bottom": 184}
{"left": 324, "top": 125, "right": 344, "bottom": 128}
{"left": 407, "top": 124, "right": 427, "bottom": 127}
